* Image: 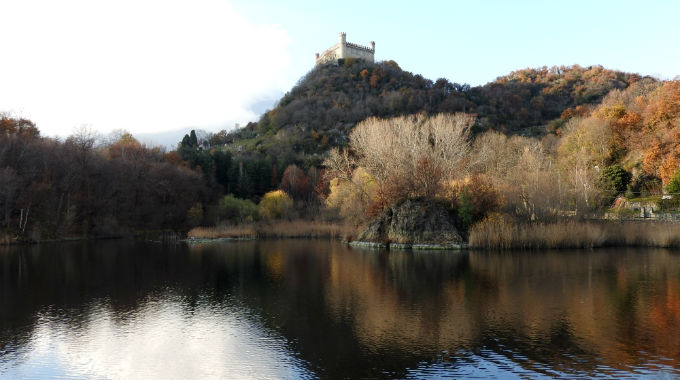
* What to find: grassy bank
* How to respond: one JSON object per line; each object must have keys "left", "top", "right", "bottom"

{"left": 187, "top": 221, "right": 359, "bottom": 240}
{"left": 470, "top": 214, "right": 680, "bottom": 249}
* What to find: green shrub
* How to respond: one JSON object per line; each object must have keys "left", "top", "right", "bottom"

{"left": 218, "top": 195, "right": 258, "bottom": 224}
{"left": 666, "top": 169, "right": 680, "bottom": 194}
{"left": 599, "top": 164, "right": 631, "bottom": 196}
{"left": 659, "top": 198, "right": 680, "bottom": 211}
{"left": 458, "top": 188, "right": 474, "bottom": 230}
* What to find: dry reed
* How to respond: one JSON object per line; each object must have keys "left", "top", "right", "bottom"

{"left": 187, "top": 220, "right": 358, "bottom": 240}
{"left": 469, "top": 213, "right": 680, "bottom": 249}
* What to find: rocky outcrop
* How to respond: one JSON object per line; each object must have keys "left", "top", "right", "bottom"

{"left": 355, "top": 199, "right": 464, "bottom": 247}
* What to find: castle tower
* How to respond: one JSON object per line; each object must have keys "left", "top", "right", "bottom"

{"left": 315, "top": 33, "right": 375, "bottom": 65}
{"left": 338, "top": 32, "right": 347, "bottom": 59}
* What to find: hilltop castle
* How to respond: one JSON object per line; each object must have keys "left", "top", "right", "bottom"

{"left": 315, "top": 33, "right": 375, "bottom": 65}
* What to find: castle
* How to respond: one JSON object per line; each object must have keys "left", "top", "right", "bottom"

{"left": 315, "top": 33, "right": 375, "bottom": 65}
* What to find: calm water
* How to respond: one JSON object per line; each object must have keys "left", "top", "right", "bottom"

{"left": 1, "top": 240, "right": 679, "bottom": 379}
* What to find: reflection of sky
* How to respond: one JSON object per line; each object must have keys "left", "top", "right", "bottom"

{"left": 404, "top": 350, "right": 680, "bottom": 380}
{"left": 0, "top": 296, "right": 315, "bottom": 380}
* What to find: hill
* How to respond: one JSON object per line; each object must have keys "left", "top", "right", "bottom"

{"left": 216, "top": 59, "right": 649, "bottom": 163}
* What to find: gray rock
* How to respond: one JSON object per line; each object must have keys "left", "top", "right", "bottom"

{"left": 356, "top": 199, "right": 463, "bottom": 245}
{"left": 348, "top": 241, "right": 388, "bottom": 249}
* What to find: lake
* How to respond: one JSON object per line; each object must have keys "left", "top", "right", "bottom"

{"left": 1, "top": 240, "right": 679, "bottom": 379}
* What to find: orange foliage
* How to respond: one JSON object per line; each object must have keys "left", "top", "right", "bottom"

{"left": 560, "top": 105, "right": 591, "bottom": 120}
{"left": 164, "top": 151, "right": 182, "bottom": 165}
{"left": 642, "top": 139, "right": 663, "bottom": 175}
{"left": 575, "top": 80, "right": 680, "bottom": 184}
{"left": 659, "top": 156, "right": 679, "bottom": 184}
{"left": 369, "top": 68, "right": 384, "bottom": 88}
{"left": 644, "top": 81, "right": 680, "bottom": 127}
{"left": 618, "top": 110, "right": 642, "bottom": 129}
{"left": 610, "top": 110, "right": 643, "bottom": 149}
{"left": 108, "top": 138, "right": 146, "bottom": 162}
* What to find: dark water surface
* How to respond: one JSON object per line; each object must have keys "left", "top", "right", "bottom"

{"left": 1, "top": 240, "right": 679, "bottom": 379}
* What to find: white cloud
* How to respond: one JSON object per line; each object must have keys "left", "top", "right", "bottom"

{"left": 0, "top": 0, "right": 291, "bottom": 137}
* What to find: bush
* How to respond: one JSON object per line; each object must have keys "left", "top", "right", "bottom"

{"left": 325, "top": 167, "right": 376, "bottom": 225}
{"left": 443, "top": 175, "right": 500, "bottom": 224}
{"left": 259, "top": 190, "right": 294, "bottom": 220}
{"left": 666, "top": 169, "right": 680, "bottom": 194}
{"left": 218, "top": 195, "right": 259, "bottom": 224}
{"left": 457, "top": 189, "right": 474, "bottom": 230}
{"left": 599, "top": 164, "right": 631, "bottom": 196}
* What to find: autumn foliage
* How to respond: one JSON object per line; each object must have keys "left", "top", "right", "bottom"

{"left": 564, "top": 80, "right": 680, "bottom": 187}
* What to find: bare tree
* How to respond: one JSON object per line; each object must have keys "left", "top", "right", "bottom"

{"left": 348, "top": 113, "right": 473, "bottom": 199}
{"left": 322, "top": 147, "right": 355, "bottom": 183}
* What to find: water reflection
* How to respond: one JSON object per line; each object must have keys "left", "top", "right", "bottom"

{"left": 1, "top": 240, "right": 680, "bottom": 379}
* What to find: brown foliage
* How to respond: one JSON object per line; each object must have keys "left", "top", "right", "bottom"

{"left": 412, "top": 156, "right": 445, "bottom": 199}
{"left": 164, "top": 151, "right": 182, "bottom": 165}
{"left": 0, "top": 116, "right": 40, "bottom": 139}
{"left": 443, "top": 175, "right": 500, "bottom": 222}
{"left": 365, "top": 181, "right": 409, "bottom": 219}
{"left": 369, "top": 67, "right": 383, "bottom": 88}
{"left": 280, "top": 164, "right": 311, "bottom": 201}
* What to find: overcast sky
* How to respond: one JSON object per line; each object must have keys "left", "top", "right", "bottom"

{"left": 1, "top": 0, "right": 679, "bottom": 139}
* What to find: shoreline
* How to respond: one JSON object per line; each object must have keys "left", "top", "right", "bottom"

{"left": 5, "top": 233, "right": 680, "bottom": 251}
{"left": 348, "top": 240, "right": 468, "bottom": 250}
{"left": 0, "top": 232, "right": 167, "bottom": 246}
{"left": 183, "top": 236, "right": 469, "bottom": 251}
{"left": 7, "top": 218, "right": 680, "bottom": 251}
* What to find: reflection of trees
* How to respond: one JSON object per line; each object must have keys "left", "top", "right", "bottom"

{"left": 471, "top": 249, "right": 680, "bottom": 372}
{"left": 2, "top": 242, "right": 680, "bottom": 378}
{"left": 324, "top": 248, "right": 476, "bottom": 351}
{"left": 0, "top": 241, "right": 227, "bottom": 359}
{"left": 306, "top": 246, "right": 680, "bottom": 377}
{"left": 319, "top": 247, "right": 680, "bottom": 376}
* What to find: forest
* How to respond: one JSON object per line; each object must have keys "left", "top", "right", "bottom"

{"left": 2, "top": 58, "right": 680, "bottom": 244}
{"left": 0, "top": 118, "right": 213, "bottom": 241}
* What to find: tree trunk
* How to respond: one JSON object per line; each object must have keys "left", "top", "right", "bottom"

{"left": 21, "top": 207, "right": 30, "bottom": 233}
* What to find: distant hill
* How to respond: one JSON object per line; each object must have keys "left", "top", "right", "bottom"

{"left": 213, "top": 59, "right": 652, "bottom": 165}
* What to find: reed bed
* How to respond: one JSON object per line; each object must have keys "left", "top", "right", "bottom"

{"left": 469, "top": 213, "right": 680, "bottom": 249}
{"left": 187, "top": 220, "right": 358, "bottom": 240}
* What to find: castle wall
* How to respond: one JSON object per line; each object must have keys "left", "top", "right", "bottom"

{"left": 344, "top": 45, "right": 374, "bottom": 62}
{"left": 316, "top": 44, "right": 341, "bottom": 65}
{"left": 315, "top": 34, "right": 374, "bottom": 65}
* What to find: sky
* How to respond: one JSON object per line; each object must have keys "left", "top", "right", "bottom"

{"left": 1, "top": 0, "right": 679, "bottom": 141}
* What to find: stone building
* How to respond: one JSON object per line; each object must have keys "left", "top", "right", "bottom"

{"left": 315, "top": 33, "right": 375, "bottom": 65}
